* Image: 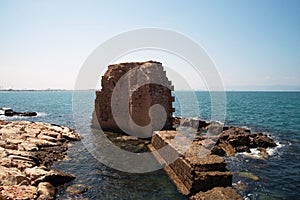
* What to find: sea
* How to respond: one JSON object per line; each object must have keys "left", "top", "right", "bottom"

{"left": 0, "top": 91, "right": 299, "bottom": 200}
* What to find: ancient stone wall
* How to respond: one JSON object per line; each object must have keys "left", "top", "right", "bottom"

{"left": 92, "top": 61, "right": 174, "bottom": 135}
{"left": 150, "top": 130, "right": 232, "bottom": 195}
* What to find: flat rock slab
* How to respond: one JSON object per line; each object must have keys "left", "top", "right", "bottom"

{"left": 190, "top": 187, "right": 243, "bottom": 200}
{"left": 0, "top": 120, "right": 80, "bottom": 200}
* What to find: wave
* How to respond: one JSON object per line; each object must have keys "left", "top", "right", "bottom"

{"left": 267, "top": 141, "right": 284, "bottom": 156}
{"left": 237, "top": 139, "right": 284, "bottom": 159}
{"left": 36, "top": 112, "right": 47, "bottom": 117}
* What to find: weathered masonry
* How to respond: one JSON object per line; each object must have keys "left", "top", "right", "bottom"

{"left": 149, "top": 130, "right": 233, "bottom": 196}
{"left": 92, "top": 61, "right": 175, "bottom": 135}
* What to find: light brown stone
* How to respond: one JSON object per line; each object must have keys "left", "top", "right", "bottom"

{"left": 189, "top": 187, "right": 243, "bottom": 200}
{"left": 92, "top": 61, "right": 174, "bottom": 135}
{"left": 151, "top": 130, "right": 233, "bottom": 195}
{"left": 0, "top": 120, "right": 80, "bottom": 199}
{"left": 0, "top": 185, "right": 38, "bottom": 200}
{"left": 0, "top": 166, "right": 30, "bottom": 186}
{"left": 37, "top": 182, "right": 56, "bottom": 200}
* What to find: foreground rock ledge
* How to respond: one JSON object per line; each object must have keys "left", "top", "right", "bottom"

{"left": 0, "top": 120, "right": 81, "bottom": 200}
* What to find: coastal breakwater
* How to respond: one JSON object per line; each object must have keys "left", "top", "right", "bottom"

{"left": 149, "top": 118, "right": 277, "bottom": 199}
{"left": 0, "top": 120, "right": 80, "bottom": 199}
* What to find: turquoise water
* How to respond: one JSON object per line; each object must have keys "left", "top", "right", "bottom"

{"left": 0, "top": 91, "right": 299, "bottom": 199}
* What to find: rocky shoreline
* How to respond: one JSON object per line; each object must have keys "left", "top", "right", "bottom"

{"left": 0, "top": 118, "right": 278, "bottom": 199}
{"left": 0, "top": 120, "right": 81, "bottom": 200}
{"left": 150, "top": 117, "right": 278, "bottom": 199}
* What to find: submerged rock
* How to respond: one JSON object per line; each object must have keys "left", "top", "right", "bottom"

{"left": 66, "top": 184, "right": 89, "bottom": 195}
{"left": 0, "top": 108, "right": 37, "bottom": 117}
{"left": 238, "top": 172, "right": 260, "bottom": 181}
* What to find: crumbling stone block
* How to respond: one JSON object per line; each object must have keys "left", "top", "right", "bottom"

{"left": 92, "top": 61, "right": 174, "bottom": 136}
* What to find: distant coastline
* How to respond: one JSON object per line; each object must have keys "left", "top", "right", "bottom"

{"left": 1, "top": 89, "right": 299, "bottom": 92}
{"left": 1, "top": 89, "right": 300, "bottom": 92}
{"left": 0, "top": 89, "right": 95, "bottom": 92}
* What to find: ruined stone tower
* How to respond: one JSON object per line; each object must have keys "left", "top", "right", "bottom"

{"left": 92, "top": 61, "right": 174, "bottom": 136}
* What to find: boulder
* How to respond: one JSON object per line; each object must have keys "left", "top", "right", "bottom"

{"left": 66, "top": 184, "right": 89, "bottom": 195}
{"left": 37, "top": 182, "right": 56, "bottom": 200}
{"left": 34, "top": 170, "right": 75, "bottom": 187}
{"left": 12, "top": 112, "right": 37, "bottom": 117}
{"left": 25, "top": 167, "right": 75, "bottom": 186}
{"left": 252, "top": 134, "right": 277, "bottom": 148}
{"left": 214, "top": 128, "right": 277, "bottom": 155}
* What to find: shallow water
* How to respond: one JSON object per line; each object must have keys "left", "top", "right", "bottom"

{"left": 0, "top": 91, "right": 299, "bottom": 199}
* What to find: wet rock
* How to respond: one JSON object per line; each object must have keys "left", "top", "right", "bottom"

{"left": 11, "top": 111, "right": 38, "bottom": 117}
{"left": 235, "top": 145, "right": 251, "bottom": 153}
{"left": 34, "top": 171, "right": 75, "bottom": 187}
{"left": 190, "top": 187, "right": 243, "bottom": 200}
{"left": 25, "top": 166, "right": 75, "bottom": 186}
{"left": 220, "top": 128, "right": 250, "bottom": 147}
{"left": 66, "top": 184, "right": 89, "bottom": 195}
{"left": 234, "top": 180, "right": 248, "bottom": 191}
{"left": 238, "top": 172, "right": 259, "bottom": 181}
{"left": 258, "top": 147, "right": 269, "bottom": 159}
{"left": 252, "top": 134, "right": 277, "bottom": 148}
{"left": 213, "top": 127, "right": 277, "bottom": 156}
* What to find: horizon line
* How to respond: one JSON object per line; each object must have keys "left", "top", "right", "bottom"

{"left": 1, "top": 89, "right": 300, "bottom": 92}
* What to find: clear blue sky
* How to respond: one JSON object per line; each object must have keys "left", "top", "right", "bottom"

{"left": 0, "top": 0, "right": 299, "bottom": 90}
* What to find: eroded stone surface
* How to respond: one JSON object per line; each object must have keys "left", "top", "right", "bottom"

{"left": 189, "top": 187, "right": 243, "bottom": 200}
{"left": 92, "top": 61, "right": 175, "bottom": 134}
{"left": 151, "top": 130, "right": 233, "bottom": 195}
{"left": 0, "top": 120, "right": 80, "bottom": 200}
{"left": 151, "top": 118, "right": 277, "bottom": 198}
{"left": 212, "top": 127, "right": 277, "bottom": 158}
